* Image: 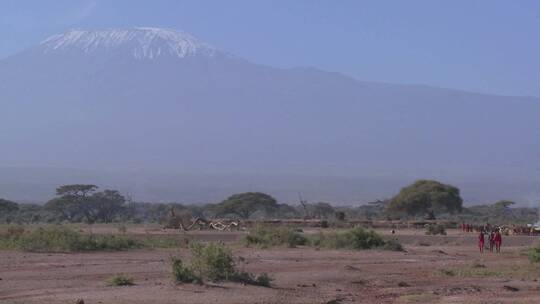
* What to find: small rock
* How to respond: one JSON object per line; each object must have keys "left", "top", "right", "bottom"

{"left": 75, "top": 299, "right": 85, "bottom": 304}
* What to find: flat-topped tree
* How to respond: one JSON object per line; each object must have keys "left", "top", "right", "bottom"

{"left": 386, "top": 180, "right": 463, "bottom": 217}
{"left": 56, "top": 184, "right": 98, "bottom": 197}
{"left": 213, "top": 192, "right": 278, "bottom": 219}
{"left": 46, "top": 184, "right": 125, "bottom": 223}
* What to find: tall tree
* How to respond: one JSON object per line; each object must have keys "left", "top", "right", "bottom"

{"left": 45, "top": 185, "right": 99, "bottom": 221}
{"left": 91, "top": 190, "right": 126, "bottom": 223}
{"left": 213, "top": 192, "right": 278, "bottom": 219}
{"left": 386, "top": 180, "right": 463, "bottom": 216}
{"left": 45, "top": 184, "right": 125, "bottom": 223}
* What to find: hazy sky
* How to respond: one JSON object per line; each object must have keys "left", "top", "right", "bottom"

{"left": 1, "top": 0, "right": 539, "bottom": 97}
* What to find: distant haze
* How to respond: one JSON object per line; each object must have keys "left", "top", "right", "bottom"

{"left": 1, "top": 28, "right": 539, "bottom": 205}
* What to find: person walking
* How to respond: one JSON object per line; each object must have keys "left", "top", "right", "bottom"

{"left": 478, "top": 230, "right": 485, "bottom": 253}
{"left": 489, "top": 230, "right": 495, "bottom": 252}
{"left": 494, "top": 230, "right": 502, "bottom": 253}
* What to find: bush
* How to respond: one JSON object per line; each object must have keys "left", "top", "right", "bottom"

{"left": 0, "top": 226, "right": 141, "bottom": 252}
{"left": 528, "top": 244, "right": 540, "bottom": 263}
{"left": 170, "top": 256, "right": 201, "bottom": 284}
{"left": 425, "top": 224, "right": 447, "bottom": 235}
{"left": 244, "top": 225, "right": 308, "bottom": 248}
{"left": 309, "top": 227, "right": 386, "bottom": 250}
{"left": 170, "top": 242, "right": 272, "bottom": 287}
{"left": 190, "top": 242, "right": 236, "bottom": 281}
{"left": 244, "top": 226, "right": 402, "bottom": 252}
{"left": 106, "top": 274, "right": 135, "bottom": 286}
{"left": 0, "top": 225, "right": 26, "bottom": 249}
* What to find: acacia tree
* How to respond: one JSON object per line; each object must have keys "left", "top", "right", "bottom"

{"left": 45, "top": 185, "right": 98, "bottom": 221}
{"left": 386, "top": 180, "right": 463, "bottom": 216}
{"left": 213, "top": 192, "right": 278, "bottom": 219}
{"left": 45, "top": 184, "right": 125, "bottom": 223}
{"left": 90, "top": 190, "right": 126, "bottom": 223}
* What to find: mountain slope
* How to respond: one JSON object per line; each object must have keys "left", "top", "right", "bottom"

{"left": 1, "top": 28, "right": 539, "bottom": 203}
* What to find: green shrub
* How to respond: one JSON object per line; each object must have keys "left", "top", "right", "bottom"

{"left": 0, "top": 226, "right": 141, "bottom": 252}
{"left": 0, "top": 225, "right": 26, "bottom": 249}
{"left": 170, "top": 242, "right": 272, "bottom": 287}
{"left": 190, "top": 242, "right": 236, "bottom": 281}
{"left": 244, "top": 226, "right": 401, "bottom": 252}
{"left": 425, "top": 224, "right": 447, "bottom": 235}
{"left": 170, "top": 256, "right": 201, "bottom": 284}
{"left": 244, "top": 225, "right": 307, "bottom": 248}
{"left": 528, "top": 244, "right": 540, "bottom": 263}
{"left": 106, "top": 274, "right": 135, "bottom": 286}
{"left": 309, "top": 227, "right": 386, "bottom": 250}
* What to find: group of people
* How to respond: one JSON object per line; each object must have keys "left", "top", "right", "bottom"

{"left": 477, "top": 229, "right": 502, "bottom": 253}
{"left": 460, "top": 223, "right": 475, "bottom": 232}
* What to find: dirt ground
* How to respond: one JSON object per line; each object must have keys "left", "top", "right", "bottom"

{"left": 1, "top": 228, "right": 540, "bottom": 304}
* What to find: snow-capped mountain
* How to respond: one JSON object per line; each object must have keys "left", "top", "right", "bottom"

{"left": 1, "top": 28, "right": 539, "bottom": 203}
{"left": 40, "top": 28, "right": 218, "bottom": 59}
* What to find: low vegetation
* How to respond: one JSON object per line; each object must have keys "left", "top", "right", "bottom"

{"left": 170, "top": 242, "right": 272, "bottom": 287}
{"left": 170, "top": 256, "right": 201, "bottom": 284}
{"left": 190, "top": 242, "right": 236, "bottom": 281}
{"left": 528, "top": 244, "right": 540, "bottom": 263}
{"left": 425, "top": 224, "right": 447, "bottom": 235}
{"left": 106, "top": 274, "right": 135, "bottom": 286}
{"left": 438, "top": 264, "right": 540, "bottom": 280}
{"left": 244, "top": 225, "right": 307, "bottom": 248}
{"left": 309, "top": 228, "right": 386, "bottom": 250}
{"left": 244, "top": 226, "right": 403, "bottom": 251}
{"left": 0, "top": 225, "right": 141, "bottom": 252}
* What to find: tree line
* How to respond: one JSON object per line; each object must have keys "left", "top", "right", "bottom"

{"left": 0, "top": 180, "right": 537, "bottom": 224}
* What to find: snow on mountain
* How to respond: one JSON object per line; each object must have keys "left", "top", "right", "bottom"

{"left": 1, "top": 27, "right": 540, "bottom": 203}
{"left": 40, "top": 27, "right": 217, "bottom": 59}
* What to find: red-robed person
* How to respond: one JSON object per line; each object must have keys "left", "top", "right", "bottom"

{"left": 478, "top": 230, "right": 485, "bottom": 253}
{"left": 489, "top": 231, "right": 495, "bottom": 252}
{"left": 494, "top": 230, "right": 502, "bottom": 253}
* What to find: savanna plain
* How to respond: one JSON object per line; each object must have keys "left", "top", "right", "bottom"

{"left": 1, "top": 225, "right": 540, "bottom": 304}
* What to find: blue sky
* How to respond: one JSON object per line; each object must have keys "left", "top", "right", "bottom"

{"left": 1, "top": 0, "right": 539, "bottom": 96}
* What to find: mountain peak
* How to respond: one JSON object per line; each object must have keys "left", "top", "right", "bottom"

{"left": 40, "top": 28, "right": 217, "bottom": 59}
